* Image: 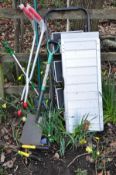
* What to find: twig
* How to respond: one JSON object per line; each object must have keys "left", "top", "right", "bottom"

{"left": 66, "top": 0, "right": 70, "bottom": 31}
{"left": 21, "top": 158, "right": 32, "bottom": 174}
{"left": 4, "top": 144, "right": 18, "bottom": 150}
{"left": 100, "top": 35, "right": 116, "bottom": 39}
{"left": 108, "top": 61, "right": 111, "bottom": 77}
{"left": 95, "top": 160, "right": 97, "bottom": 175}
{"left": 0, "top": 140, "right": 18, "bottom": 150}
{"left": 67, "top": 153, "right": 89, "bottom": 168}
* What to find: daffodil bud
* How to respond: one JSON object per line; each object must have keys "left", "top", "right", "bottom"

{"left": 22, "top": 116, "right": 26, "bottom": 122}
{"left": 2, "top": 103, "right": 7, "bottom": 109}
{"left": 96, "top": 151, "right": 100, "bottom": 156}
{"left": 18, "top": 75, "right": 22, "bottom": 81}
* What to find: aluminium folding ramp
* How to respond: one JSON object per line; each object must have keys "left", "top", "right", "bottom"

{"left": 61, "top": 31, "right": 104, "bottom": 133}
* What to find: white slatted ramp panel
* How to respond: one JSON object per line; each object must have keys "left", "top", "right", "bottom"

{"left": 61, "top": 32, "right": 103, "bottom": 133}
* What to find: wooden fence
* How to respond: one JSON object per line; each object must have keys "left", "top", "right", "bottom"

{"left": 0, "top": 7, "right": 116, "bottom": 97}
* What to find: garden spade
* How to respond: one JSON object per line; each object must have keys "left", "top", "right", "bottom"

{"left": 20, "top": 40, "right": 60, "bottom": 145}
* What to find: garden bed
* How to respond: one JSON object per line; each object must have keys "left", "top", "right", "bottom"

{"left": 0, "top": 110, "right": 116, "bottom": 175}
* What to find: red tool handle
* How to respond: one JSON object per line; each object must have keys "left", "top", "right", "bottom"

{"left": 26, "top": 4, "right": 42, "bottom": 22}
{"left": 19, "top": 4, "right": 34, "bottom": 20}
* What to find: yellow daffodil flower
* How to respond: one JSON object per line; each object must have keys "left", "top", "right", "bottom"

{"left": 41, "top": 71, "right": 43, "bottom": 75}
{"left": 86, "top": 146, "right": 93, "bottom": 153}
{"left": 2, "top": 103, "right": 7, "bottom": 109}
{"left": 79, "top": 138, "right": 87, "bottom": 145}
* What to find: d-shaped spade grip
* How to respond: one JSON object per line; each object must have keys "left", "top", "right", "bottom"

{"left": 26, "top": 4, "right": 42, "bottom": 22}
{"left": 47, "top": 40, "right": 60, "bottom": 55}
{"left": 19, "top": 4, "right": 34, "bottom": 20}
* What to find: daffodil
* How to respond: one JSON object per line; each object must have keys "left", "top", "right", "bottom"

{"left": 102, "top": 70, "right": 107, "bottom": 76}
{"left": 41, "top": 71, "right": 43, "bottom": 75}
{"left": 86, "top": 146, "right": 93, "bottom": 153}
{"left": 95, "top": 137, "right": 100, "bottom": 141}
{"left": 96, "top": 151, "right": 100, "bottom": 156}
{"left": 18, "top": 74, "right": 23, "bottom": 81}
{"left": 79, "top": 138, "right": 87, "bottom": 145}
{"left": 2, "top": 103, "right": 7, "bottom": 109}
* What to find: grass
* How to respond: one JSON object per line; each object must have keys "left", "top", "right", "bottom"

{"left": 40, "top": 109, "right": 90, "bottom": 156}
{"left": 0, "top": 95, "right": 20, "bottom": 124}
{"left": 66, "top": 118, "right": 90, "bottom": 150}
{"left": 40, "top": 108, "right": 65, "bottom": 143}
{"left": 75, "top": 168, "right": 87, "bottom": 175}
{"left": 102, "top": 77, "right": 116, "bottom": 124}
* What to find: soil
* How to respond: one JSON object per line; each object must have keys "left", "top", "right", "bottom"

{"left": 0, "top": 117, "right": 116, "bottom": 175}
{"left": 6, "top": 150, "right": 94, "bottom": 175}
{"left": 4, "top": 146, "right": 116, "bottom": 175}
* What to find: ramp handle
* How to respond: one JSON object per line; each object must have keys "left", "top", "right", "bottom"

{"left": 44, "top": 7, "right": 90, "bottom": 33}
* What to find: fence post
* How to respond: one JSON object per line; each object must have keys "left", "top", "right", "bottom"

{"left": 12, "top": 0, "right": 20, "bottom": 77}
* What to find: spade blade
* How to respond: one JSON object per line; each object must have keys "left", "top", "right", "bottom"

{"left": 20, "top": 114, "right": 42, "bottom": 146}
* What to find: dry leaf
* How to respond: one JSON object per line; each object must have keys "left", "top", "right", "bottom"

{"left": 107, "top": 158, "right": 113, "bottom": 162}
{"left": 110, "top": 141, "right": 116, "bottom": 147}
{"left": 4, "top": 135, "right": 9, "bottom": 141}
{"left": 0, "top": 140, "right": 5, "bottom": 147}
{"left": 97, "top": 172, "right": 103, "bottom": 175}
{"left": 83, "top": 120, "right": 90, "bottom": 131}
{"left": 14, "top": 165, "right": 18, "bottom": 173}
{"left": 3, "top": 160, "right": 14, "bottom": 168}
{"left": 86, "top": 155, "right": 94, "bottom": 163}
{"left": 53, "top": 152, "right": 60, "bottom": 160}
{"left": 5, "top": 148, "right": 12, "bottom": 154}
{"left": 1, "top": 152, "right": 5, "bottom": 163}
{"left": 106, "top": 171, "right": 110, "bottom": 175}
{"left": 1, "top": 127, "right": 8, "bottom": 135}
{"left": 112, "top": 67, "right": 116, "bottom": 73}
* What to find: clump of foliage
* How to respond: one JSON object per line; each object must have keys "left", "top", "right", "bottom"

{"left": 66, "top": 117, "right": 90, "bottom": 150}
{"left": 102, "top": 76, "right": 116, "bottom": 124}
{"left": 75, "top": 168, "right": 87, "bottom": 175}
{"left": 0, "top": 95, "right": 17, "bottom": 123}
{"left": 85, "top": 136, "right": 110, "bottom": 175}
{"left": 40, "top": 109, "right": 90, "bottom": 157}
{"left": 40, "top": 108, "right": 66, "bottom": 156}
